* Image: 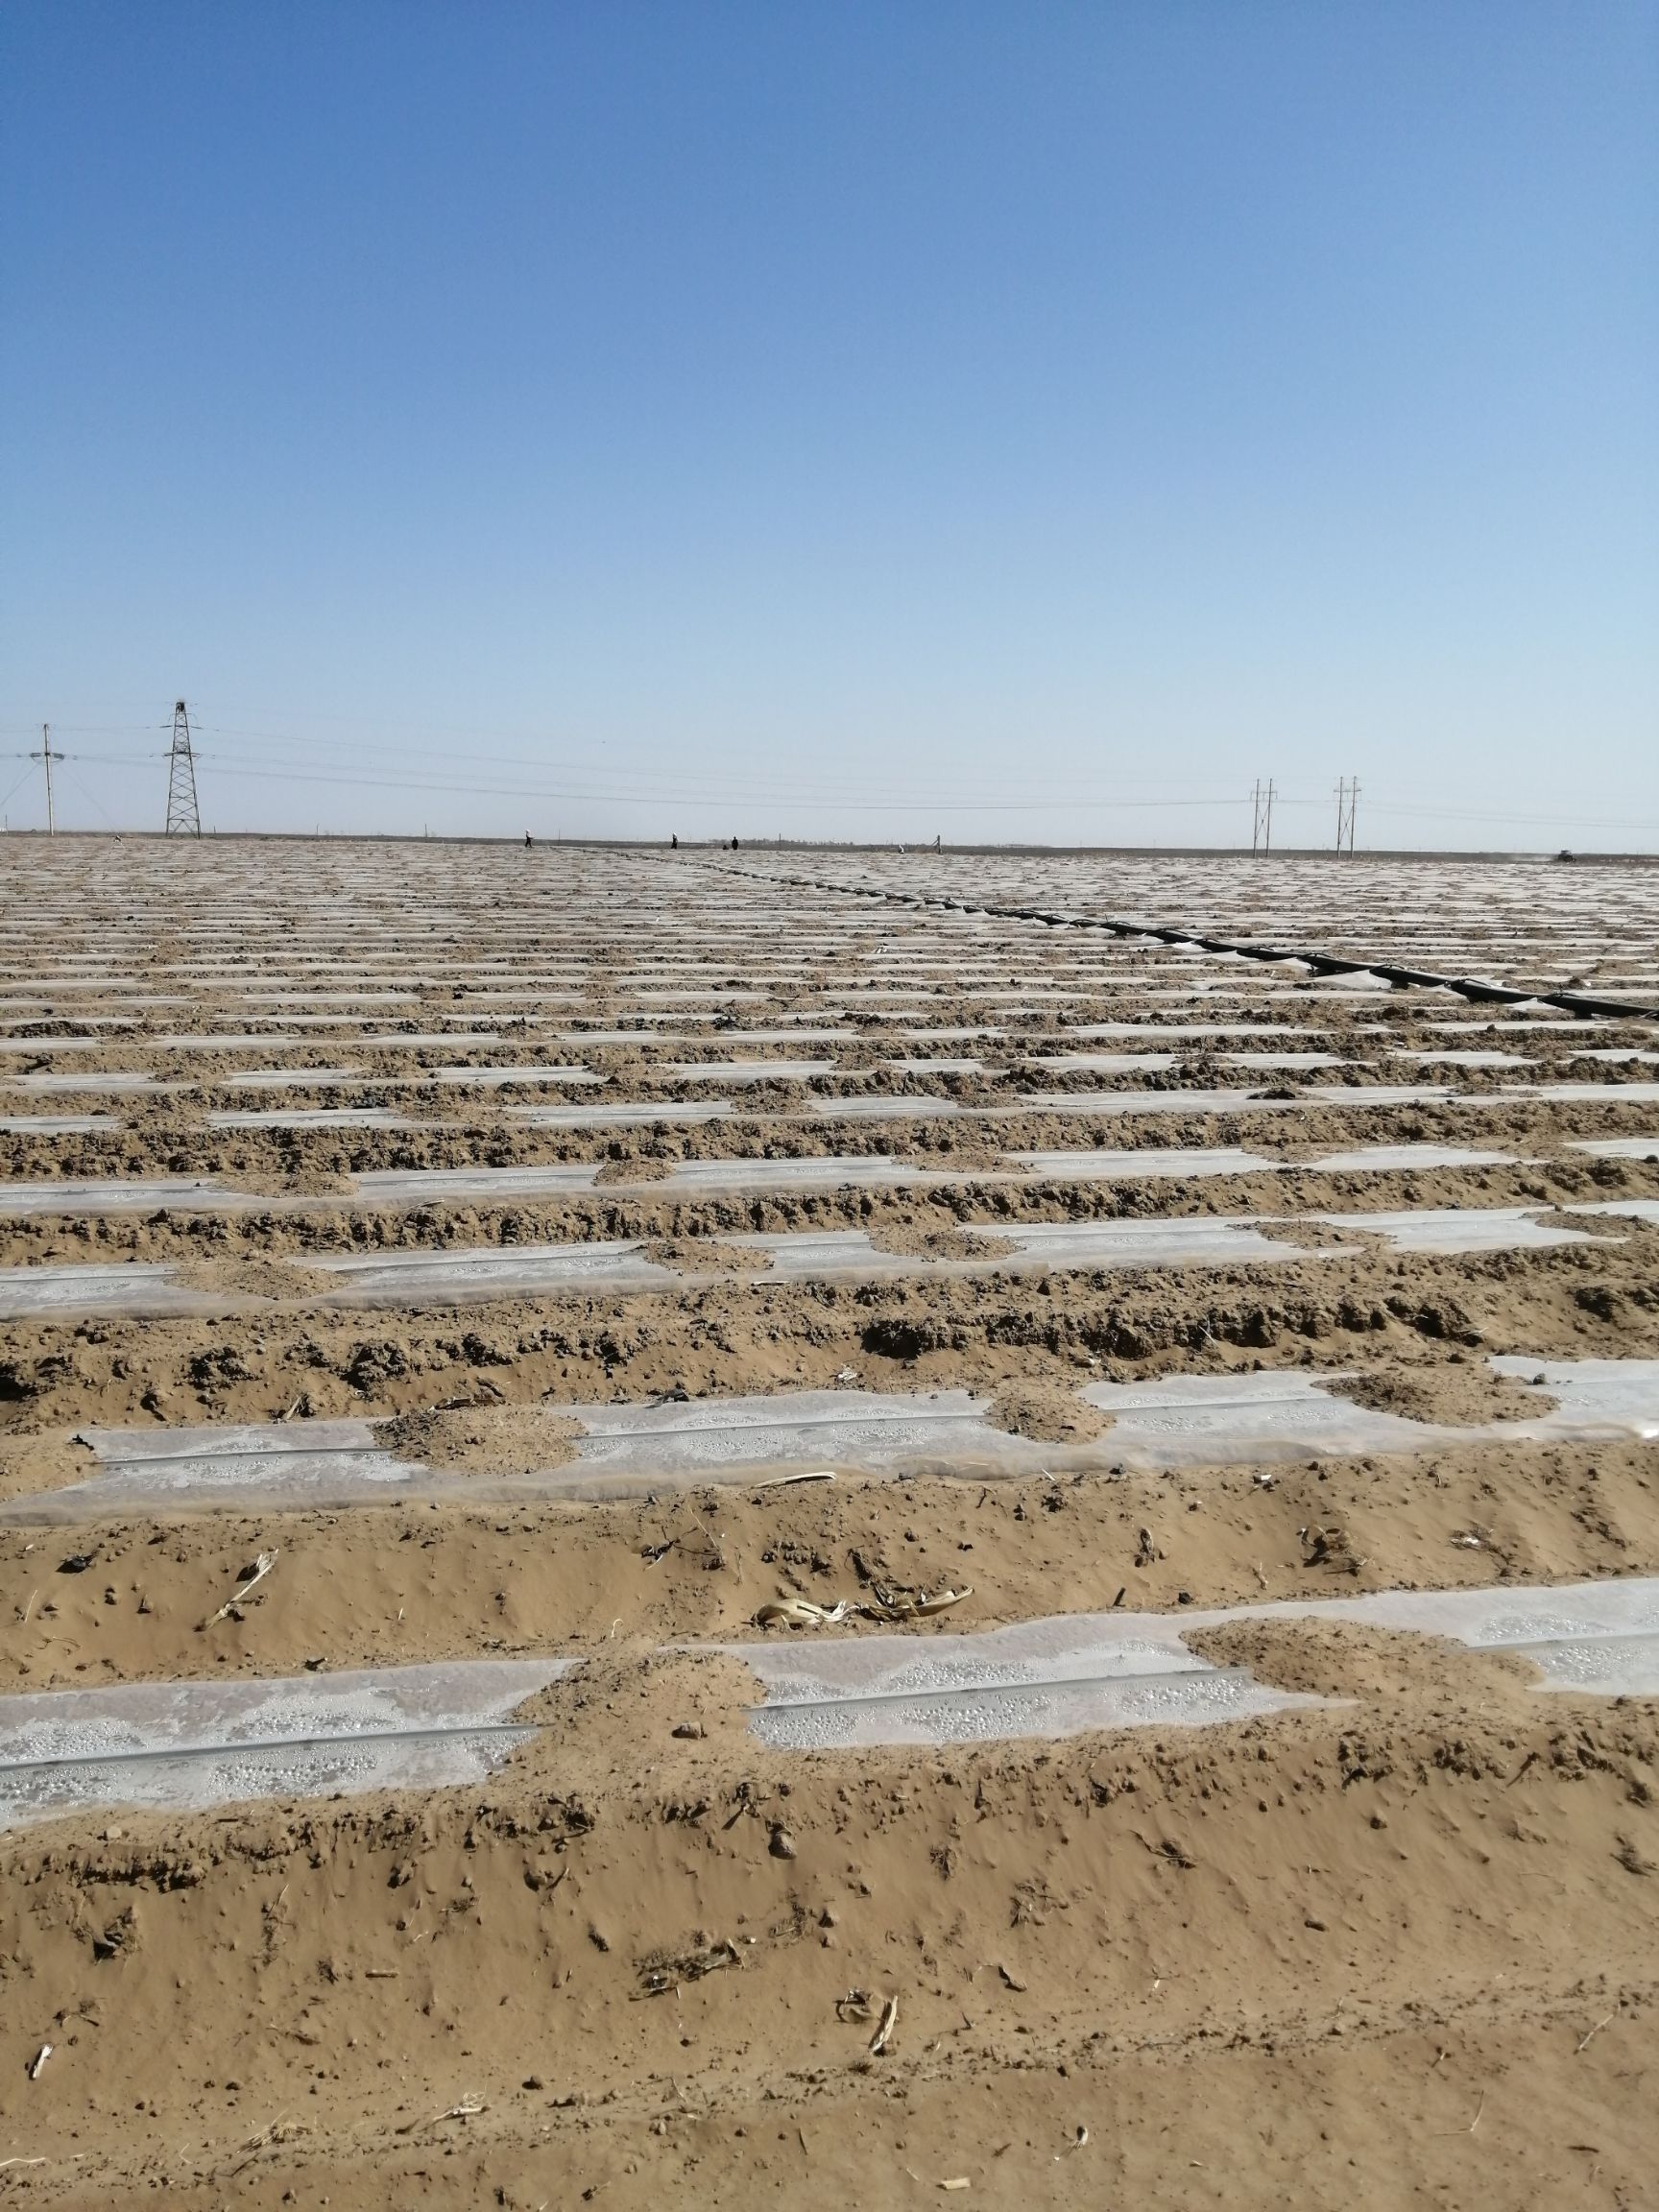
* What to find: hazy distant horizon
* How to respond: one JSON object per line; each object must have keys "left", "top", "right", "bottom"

{"left": 6, "top": 828, "right": 1653, "bottom": 866}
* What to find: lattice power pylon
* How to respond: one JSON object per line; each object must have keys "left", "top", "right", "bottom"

{"left": 1334, "top": 776, "right": 1359, "bottom": 854}
{"left": 164, "top": 700, "right": 202, "bottom": 835}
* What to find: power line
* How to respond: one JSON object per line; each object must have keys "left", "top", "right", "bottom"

{"left": 58, "top": 761, "right": 118, "bottom": 830}
{"left": 3, "top": 713, "right": 1654, "bottom": 837}
{"left": 0, "top": 762, "right": 38, "bottom": 818}
{"left": 195, "top": 729, "right": 1242, "bottom": 809}
{"left": 196, "top": 758, "right": 1249, "bottom": 813}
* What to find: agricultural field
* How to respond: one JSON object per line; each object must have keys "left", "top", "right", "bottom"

{"left": 1, "top": 836, "right": 1658, "bottom": 2207}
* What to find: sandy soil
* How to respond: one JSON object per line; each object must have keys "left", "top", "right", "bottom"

{"left": 375, "top": 1402, "right": 585, "bottom": 1475}
{"left": 5, "top": 1429, "right": 1659, "bottom": 1686}
{"left": 2, "top": 1652, "right": 1656, "bottom": 2208}
{"left": 1332, "top": 1358, "right": 1551, "bottom": 1427}
{"left": 986, "top": 1379, "right": 1116, "bottom": 1442}
{"left": 0, "top": 838, "right": 1657, "bottom": 2207}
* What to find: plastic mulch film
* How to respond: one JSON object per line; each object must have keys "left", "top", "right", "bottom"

{"left": 539, "top": 1388, "right": 1031, "bottom": 1487}
{"left": 11, "top": 1360, "right": 1657, "bottom": 1520}
{"left": 737, "top": 1578, "right": 1659, "bottom": 1751}
{"left": 0, "top": 1659, "right": 570, "bottom": 1833}
{"left": 0, "top": 1262, "right": 218, "bottom": 1320}
{"left": 9, "top": 1420, "right": 433, "bottom": 1520}
{"left": 0, "top": 1178, "right": 251, "bottom": 1215}
{"left": 1005, "top": 1146, "right": 1279, "bottom": 1179}
{"left": 1314, "top": 1206, "right": 1617, "bottom": 1254}
{"left": 299, "top": 1238, "right": 683, "bottom": 1302}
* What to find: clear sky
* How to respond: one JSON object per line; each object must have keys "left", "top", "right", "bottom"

{"left": 3, "top": 2, "right": 1655, "bottom": 847}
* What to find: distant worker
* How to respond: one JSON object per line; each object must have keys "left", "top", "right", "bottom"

{"left": 671, "top": 833, "right": 678, "bottom": 850}
{"left": 731, "top": 835, "right": 739, "bottom": 850}
{"left": 524, "top": 831, "right": 533, "bottom": 848}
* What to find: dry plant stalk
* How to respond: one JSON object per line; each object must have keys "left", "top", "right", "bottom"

{"left": 755, "top": 1596, "right": 851, "bottom": 1628}
{"left": 205, "top": 1549, "right": 278, "bottom": 1624}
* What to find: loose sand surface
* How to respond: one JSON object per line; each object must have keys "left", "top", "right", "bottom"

{"left": 1, "top": 839, "right": 1658, "bottom": 2208}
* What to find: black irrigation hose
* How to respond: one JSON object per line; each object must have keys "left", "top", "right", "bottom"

{"left": 684, "top": 857, "right": 1659, "bottom": 1023}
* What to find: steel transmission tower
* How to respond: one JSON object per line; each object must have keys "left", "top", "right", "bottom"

{"left": 1334, "top": 776, "right": 1359, "bottom": 854}
{"left": 164, "top": 700, "right": 202, "bottom": 835}
{"left": 1250, "top": 778, "right": 1275, "bottom": 855}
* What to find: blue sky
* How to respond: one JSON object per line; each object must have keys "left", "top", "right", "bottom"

{"left": 3, "top": 2, "right": 1655, "bottom": 846}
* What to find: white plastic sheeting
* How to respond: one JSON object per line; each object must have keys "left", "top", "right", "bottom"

{"left": 1394, "top": 1049, "right": 1534, "bottom": 1068}
{"left": 511, "top": 1100, "right": 735, "bottom": 1128}
{"left": 1029, "top": 1053, "right": 1180, "bottom": 1073}
{"left": 10, "top": 1585, "right": 1654, "bottom": 1825}
{"left": 1006, "top": 1146, "right": 1278, "bottom": 1179}
{"left": 1007, "top": 1141, "right": 1511, "bottom": 1180}
{"left": 745, "top": 1618, "right": 1320, "bottom": 1747}
{"left": 1486, "top": 1356, "right": 1659, "bottom": 1439}
{"left": 1305, "top": 1084, "right": 1455, "bottom": 1106}
{"left": 22, "top": 1420, "right": 429, "bottom": 1516}
{"left": 301, "top": 1238, "right": 681, "bottom": 1301}
{"left": 741, "top": 1577, "right": 1659, "bottom": 1749}
{"left": 354, "top": 1165, "right": 602, "bottom": 1203}
{"left": 1079, "top": 1361, "right": 1659, "bottom": 1459}
{"left": 0, "top": 1659, "right": 569, "bottom": 1833}
{"left": 989, "top": 1217, "right": 1322, "bottom": 1268}
{"left": 1225, "top": 1052, "right": 1348, "bottom": 1069}
{"left": 544, "top": 1388, "right": 1015, "bottom": 1480}
{"left": 4, "top": 1202, "right": 1617, "bottom": 1319}
{"left": 429, "top": 1065, "right": 604, "bottom": 1087}
{"left": 1563, "top": 1199, "right": 1659, "bottom": 1227}
{"left": 721, "top": 1217, "right": 1318, "bottom": 1279}
{"left": 0, "top": 1141, "right": 1547, "bottom": 1223}
{"left": 660, "top": 1060, "right": 836, "bottom": 1082}
{"left": 805, "top": 1094, "right": 964, "bottom": 1118}
{"left": 1303, "top": 1143, "right": 1521, "bottom": 1172}
{"left": 491, "top": 1087, "right": 1526, "bottom": 1129}
{"left": 0, "top": 1114, "right": 118, "bottom": 1135}
{"left": 1315, "top": 1206, "right": 1614, "bottom": 1254}
{"left": 222, "top": 1067, "right": 369, "bottom": 1088}
{"left": 206, "top": 1107, "right": 420, "bottom": 1130}
{"left": 20, "top": 1358, "right": 1659, "bottom": 1519}
{"left": 1013, "top": 1088, "right": 1299, "bottom": 1117}
{"left": 0, "top": 1037, "right": 131, "bottom": 1053}
{"left": 657, "top": 1153, "right": 934, "bottom": 1194}
{"left": 0, "top": 1177, "right": 250, "bottom": 1216}
{"left": 0, "top": 1262, "right": 217, "bottom": 1319}
{"left": 724, "top": 1230, "right": 922, "bottom": 1281}
{"left": 9, "top": 1071, "right": 163, "bottom": 1094}
{"left": 1076, "top": 1371, "right": 1440, "bottom": 1461}
{"left": 1524, "top": 1083, "right": 1659, "bottom": 1104}
{"left": 1569, "top": 1137, "right": 1659, "bottom": 1161}
{"left": 1064, "top": 1023, "right": 1338, "bottom": 1041}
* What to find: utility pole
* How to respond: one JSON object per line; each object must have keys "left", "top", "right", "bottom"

{"left": 1334, "top": 776, "right": 1358, "bottom": 854}
{"left": 164, "top": 700, "right": 202, "bottom": 836}
{"left": 1251, "top": 778, "right": 1275, "bottom": 855}
{"left": 35, "top": 725, "right": 62, "bottom": 834}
